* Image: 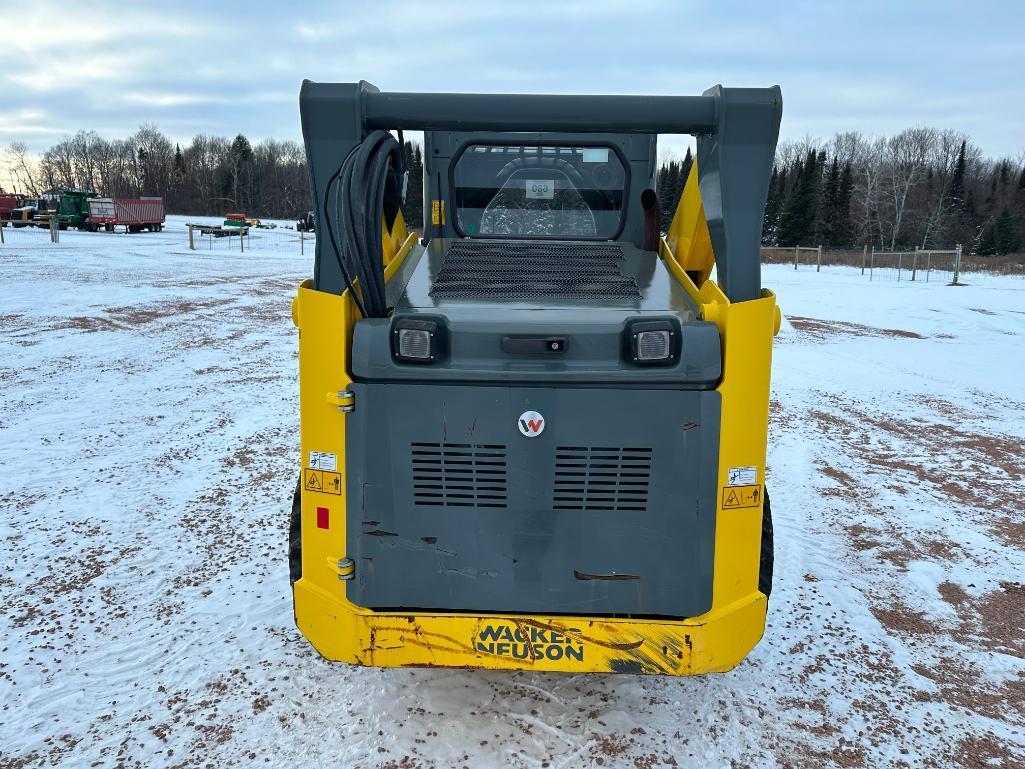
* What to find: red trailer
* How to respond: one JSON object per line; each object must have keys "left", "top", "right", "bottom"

{"left": 0, "top": 189, "right": 21, "bottom": 223}
{"left": 87, "top": 197, "right": 165, "bottom": 232}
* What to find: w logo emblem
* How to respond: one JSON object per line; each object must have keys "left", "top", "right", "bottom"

{"left": 518, "top": 410, "right": 545, "bottom": 438}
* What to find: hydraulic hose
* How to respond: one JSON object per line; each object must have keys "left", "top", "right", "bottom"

{"left": 324, "top": 129, "right": 404, "bottom": 318}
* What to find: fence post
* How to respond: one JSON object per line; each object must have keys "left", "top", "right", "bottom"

{"left": 897, "top": 251, "right": 902, "bottom": 281}
{"left": 50, "top": 216, "right": 58, "bottom": 243}
{"left": 816, "top": 245, "right": 822, "bottom": 272}
{"left": 912, "top": 246, "right": 919, "bottom": 281}
{"left": 870, "top": 246, "right": 875, "bottom": 281}
{"left": 188, "top": 224, "right": 195, "bottom": 250}
{"left": 300, "top": 229, "right": 304, "bottom": 256}
{"left": 861, "top": 244, "right": 866, "bottom": 275}
{"left": 240, "top": 227, "right": 245, "bottom": 253}
{"left": 0, "top": 222, "right": 4, "bottom": 245}
{"left": 953, "top": 243, "right": 962, "bottom": 285}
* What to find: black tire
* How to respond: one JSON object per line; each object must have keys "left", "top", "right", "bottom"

{"left": 758, "top": 487, "right": 774, "bottom": 599}
{"left": 288, "top": 477, "right": 302, "bottom": 586}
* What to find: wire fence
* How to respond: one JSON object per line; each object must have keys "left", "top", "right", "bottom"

{"left": 0, "top": 219, "right": 61, "bottom": 250}
{"left": 868, "top": 246, "right": 961, "bottom": 283}
{"left": 762, "top": 244, "right": 966, "bottom": 284}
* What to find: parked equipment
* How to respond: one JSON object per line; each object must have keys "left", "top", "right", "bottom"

{"left": 87, "top": 197, "right": 165, "bottom": 232}
{"left": 9, "top": 198, "right": 51, "bottom": 228}
{"left": 0, "top": 189, "right": 22, "bottom": 224}
{"left": 54, "top": 189, "right": 99, "bottom": 230}
{"left": 290, "top": 81, "right": 783, "bottom": 676}
{"left": 296, "top": 210, "right": 315, "bottom": 232}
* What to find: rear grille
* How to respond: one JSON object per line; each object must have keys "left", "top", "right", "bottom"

{"left": 411, "top": 443, "right": 508, "bottom": 508}
{"left": 553, "top": 446, "right": 653, "bottom": 511}
{"left": 430, "top": 240, "right": 641, "bottom": 301}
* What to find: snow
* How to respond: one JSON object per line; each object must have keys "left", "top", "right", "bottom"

{"left": 1, "top": 217, "right": 1024, "bottom": 767}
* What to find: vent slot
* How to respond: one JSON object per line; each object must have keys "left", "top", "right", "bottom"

{"left": 430, "top": 240, "right": 641, "bottom": 301}
{"left": 411, "top": 442, "right": 508, "bottom": 508}
{"left": 553, "top": 446, "right": 652, "bottom": 511}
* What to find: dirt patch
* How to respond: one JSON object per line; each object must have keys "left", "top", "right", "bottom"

{"left": 50, "top": 298, "right": 226, "bottom": 334}
{"left": 808, "top": 395, "right": 1025, "bottom": 548}
{"left": 788, "top": 315, "right": 925, "bottom": 341}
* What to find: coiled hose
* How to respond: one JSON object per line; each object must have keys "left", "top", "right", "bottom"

{"left": 323, "top": 129, "right": 404, "bottom": 318}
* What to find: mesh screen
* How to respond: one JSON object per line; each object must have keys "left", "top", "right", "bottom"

{"left": 429, "top": 240, "right": 641, "bottom": 301}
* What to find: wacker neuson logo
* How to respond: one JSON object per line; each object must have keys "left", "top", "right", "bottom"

{"left": 476, "top": 624, "right": 584, "bottom": 661}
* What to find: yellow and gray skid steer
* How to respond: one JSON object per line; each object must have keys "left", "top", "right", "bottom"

{"left": 290, "top": 81, "right": 783, "bottom": 675}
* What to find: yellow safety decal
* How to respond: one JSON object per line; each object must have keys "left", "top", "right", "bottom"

{"left": 304, "top": 468, "right": 341, "bottom": 495}
{"left": 722, "top": 485, "right": 762, "bottom": 510}
{"left": 431, "top": 199, "right": 445, "bottom": 225}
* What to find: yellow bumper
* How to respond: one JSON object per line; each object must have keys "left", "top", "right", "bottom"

{"left": 294, "top": 579, "right": 766, "bottom": 675}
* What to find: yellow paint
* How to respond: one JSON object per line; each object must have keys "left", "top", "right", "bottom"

{"left": 430, "top": 199, "right": 445, "bottom": 226}
{"left": 292, "top": 185, "right": 777, "bottom": 676}
{"left": 663, "top": 162, "right": 715, "bottom": 287}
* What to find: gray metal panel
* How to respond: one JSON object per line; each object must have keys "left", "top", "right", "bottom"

{"left": 363, "top": 91, "right": 718, "bottom": 134}
{"left": 350, "top": 238, "right": 722, "bottom": 386}
{"left": 345, "top": 383, "right": 720, "bottom": 617}
{"left": 351, "top": 317, "right": 720, "bottom": 386}
{"left": 697, "top": 85, "right": 782, "bottom": 303}
{"left": 299, "top": 80, "right": 369, "bottom": 295}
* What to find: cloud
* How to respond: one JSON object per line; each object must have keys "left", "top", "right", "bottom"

{"left": 0, "top": 0, "right": 1021, "bottom": 158}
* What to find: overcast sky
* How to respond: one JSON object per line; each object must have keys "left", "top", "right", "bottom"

{"left": 1, "top": 0, "right": 1023, "bottom": 166}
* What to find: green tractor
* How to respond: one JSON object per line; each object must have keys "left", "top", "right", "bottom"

{"left": 54, "top": 190, "right": 99, "bottom": 230}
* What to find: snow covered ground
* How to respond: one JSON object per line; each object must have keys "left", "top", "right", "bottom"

{"left": 1, "top": 216, "right": 1023, "bottom": 768}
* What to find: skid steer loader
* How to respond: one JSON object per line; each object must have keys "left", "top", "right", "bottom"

{"left": 289, "top": 81, "right": 783, "bottom": 675}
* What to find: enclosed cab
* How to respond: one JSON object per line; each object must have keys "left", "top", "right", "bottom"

{"left": 290, "top": 82, "right": 782, "bottom": 675}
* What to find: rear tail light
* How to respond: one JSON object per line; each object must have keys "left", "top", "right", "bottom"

{"left": 626, "top": 319, "right": 678, "bottom": 365}
{"left": 392, "top": 317, "right": 445, "bottom": 363}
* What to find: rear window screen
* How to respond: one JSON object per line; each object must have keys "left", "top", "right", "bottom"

{"left": 452, "top": 144, "right": 626, "bottom": 239}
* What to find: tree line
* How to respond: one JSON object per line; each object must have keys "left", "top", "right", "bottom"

{"left": 764, "top": 129, "right": 1023, "bottom": 255}
{"left": 3, "top": 126, "right": 425, "bottom": 227}
{"left": 4, "top": 123, "right": 1021, "bottom": 253}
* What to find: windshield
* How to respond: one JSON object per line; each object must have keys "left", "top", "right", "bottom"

{"left": 452, "top": 144, "right": 626, "bottom": 239}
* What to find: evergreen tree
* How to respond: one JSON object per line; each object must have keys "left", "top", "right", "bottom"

{"left": 979, "top": 208, "right": 1020, "bottom": 255}
{"left": 820, "top": 157, "right": 839, "bottom": 244}
{"left": 834, "top": 161, "right": 854, "bottom": 247}
{"left": 763, "top": 166, "right": 781, "bottom": 244}
{"left": 400, "top": 140, "right": 424, "bottom": 231}
{"left": 949, "top": 140, "right": 966, "bottom": 209}
{"left": 777, "top": 151, "right": 821, "bottom": 246}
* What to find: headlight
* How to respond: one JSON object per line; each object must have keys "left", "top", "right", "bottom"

{"left": 392, "top": 318, "right": 443, "bottom": 363}
{"left": 626, "top": 319, "right": 678, "bottom": 365}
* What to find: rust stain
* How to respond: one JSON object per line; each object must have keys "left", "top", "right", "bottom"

{"left": 361, "top": 520, "right": 380, "bottom": 526}
{"left": 573, "top": 570, "right": 640, "bottom": 582}
{"left": 363, "top": 529, "right": 398, "bottom": 537}
{"left": 681, "top": 421, "right": 698, "bottom": 431}
{"left": 420, "top": 536, "right": 438, "bottom": 544}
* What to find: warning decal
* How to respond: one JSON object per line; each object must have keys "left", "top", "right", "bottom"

{"left": 431, "top": 200, "right": 446, "bottom": 226}
{"left": 727, "top": 466, "right": 758, "bottom": 487}
{"left": 722, "top": 485, "right": 762, "bottom": 510}
{"left": 308, "top": 451, "right": 336, "bottom": 471}
{"left": 304, "top": 468, "right": 341, "bottom": 496}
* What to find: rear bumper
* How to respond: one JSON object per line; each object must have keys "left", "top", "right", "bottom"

{"left": 293, "top": 577, "right": 766, "bottom": 675}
